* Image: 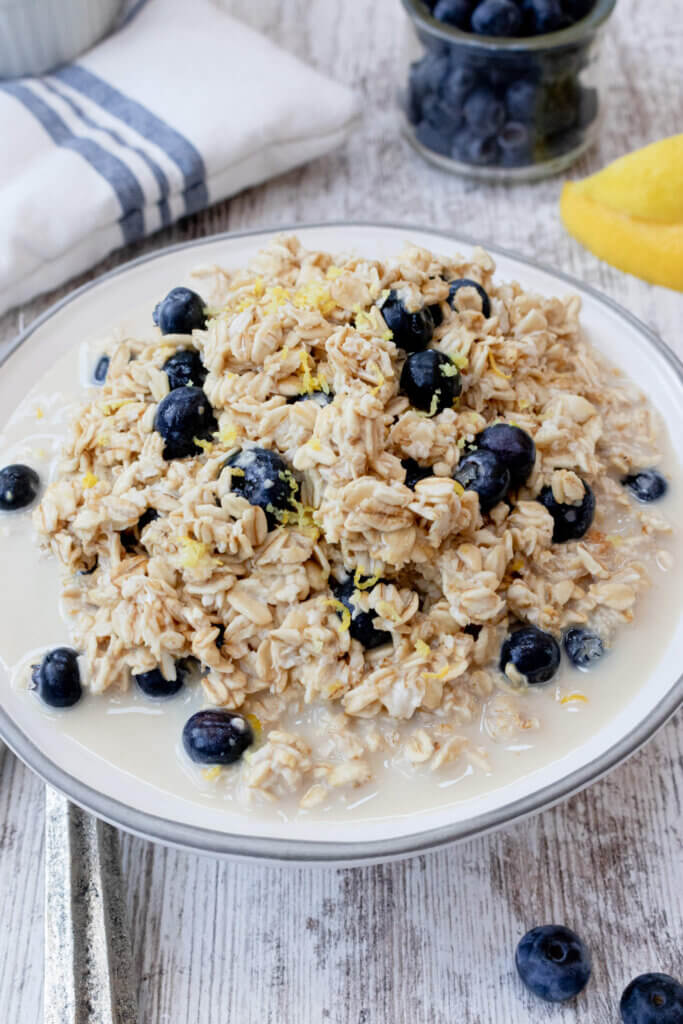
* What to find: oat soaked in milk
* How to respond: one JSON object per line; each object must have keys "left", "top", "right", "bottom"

{"left": 2, "top": 236, "right": 680, "bottom": 819}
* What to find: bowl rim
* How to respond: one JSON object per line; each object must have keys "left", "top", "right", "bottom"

{"left": 0, "top": 219, "right": 681, "bottom": 865}
{"left": 400, "top": 0, "right": 617, "bottom": 52}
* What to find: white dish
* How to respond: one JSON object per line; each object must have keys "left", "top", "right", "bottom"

{"left": 1, "top": 222, "right": 682, "bottom": 864}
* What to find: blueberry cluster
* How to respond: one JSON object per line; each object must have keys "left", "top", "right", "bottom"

{"left": 454, "top": 422, "right": 536, "bottom": 511}
{"left": 406, "top": 8, "right": 598, "bottom": 170}
{"left": 515, "top": 923, "right": 683, "bottom": 1021}
{"left": 425, "top": 0, "right": 596, "bottom": 37}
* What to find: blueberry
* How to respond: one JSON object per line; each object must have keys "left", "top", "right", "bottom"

{"left": 380, "top": 290, "right": 435, "bottom": 353}
{"left": 448, "top": 278, "right": 492, "bottom": 317}
{"left": 31, "top": 648, "right": 82, "bottom": 708}
{"left": 154, "top": 386, "right": 217, "bottom": 460}
{"left": 622, "top": 468, "right": 668, "bottom": 504}
{"left": 332, "top": 576, "right": 392, "bottom": 650}
{"left": 93, "top": 355, "right": 109, "bottom": 384}
{"left": 183, "top": 709, "right": 254, "bottom": 765}
{"left": 499, "top": 121, "right": 534, "bottom": 166}
{"left": 454, "top": 448, "right": 510, "bottom": 511}
{"left": 620, "top": 973, "right": 683, "bottom": 1024}
{"left": 453, "top": 130, "right": 500, "bottom": 166}
{"left": 162, "top": 349, "right": 207, "bottom": 390}
{"left": 428, "top": 302, "right": 445, "bottom": 327}
{"left": 402, "top": 458, "right": 435, "bottom": 490}
{"left": 433, "top": 0, "right": 472, "bottom": 29}
{"left": 521, "top": 0, "right": 572, "bottom": 33}
{"left": 120, "top": 508, "right": 160, "bottom": 552}
{"left": 153, "top": 287, "right": 206, "bottom": 336}
{"left": 501, "top": 626, "right": 561, "bottom": 685}
{"left": 538, "top": 480, "right": 595, "bottom": 542}
{"left": 78, "top": 559, "right": 98, "bottom": 576}
{"left": 471, "top": 0, "right": 523, "bottom": 36}
{"left": 416, "top": 119, "right": 454, "bottom": 157}
{"left": 0, "top": 464, "right": 40, "bottom": 511}
{"left": 288, "top": 390, "right": 333, "bottom": 407}
{"left": 222, "top": 447, "right": 299, "bottom": 530}
{"left": 463, "top": 86, "right": 506, "bottom": 137}
{"left": 516, "top": 925, "right": 591, "bottom": 1001}
{"left": 442, "top": 64, "right": 479, "bottom": 110}
{"left": 564, "top": 627, "right": 604, "bottom": 669}
{"left": 505, "top": 79, "right": 539, "bottom": 121}
{"left": 410, "top": 54, "right": 450, "bottom": 98}
{"left": 477, "top": 423, "right": 536, "bottom": 488}
{"left": 400, "top": 350, "right": 462, "bottom": 415}
{"left": 135, "top": 659, "right": 188, "bottom": 698}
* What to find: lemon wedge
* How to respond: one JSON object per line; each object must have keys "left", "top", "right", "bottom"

{"left": 560, "top": 135, "right": 683, "bottom": 292}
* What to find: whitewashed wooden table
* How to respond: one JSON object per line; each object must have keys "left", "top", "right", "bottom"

{"left": 1, "top": 0, "right": 681, "bottom": 1020}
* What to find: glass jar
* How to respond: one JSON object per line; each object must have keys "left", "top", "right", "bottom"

{"left": 399, "top": 0, "right": 616, "bottom": 181}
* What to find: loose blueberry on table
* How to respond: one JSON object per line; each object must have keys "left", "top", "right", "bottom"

{"left": 331, "top": 576, "right": 392, "bottom": 650}
{"left": 621, "top": 468, "right": 668, "bottom": 504}
{"left": 135, "top": 659, "right": 189, "bottom": 698}
{"left": 31, "top": 648, "right": 82, "bottom": 709}
{"left": 153, "top": 286, "right": 207, "bottom": 336}
{"left": 620, "top": 973, "right": 683, "bottom": 1024}
{"left": 93, "top": 354, "right": 109, "bottom": 384}
{"left": 537, "top": 479, "right": 595, "bottom": 542}
{"left": 222, "top": 447, "right": 299, "bottom": 530}
{"left": 183, "top": 709, "right": 254, "bottom": 765}
{"left": 515, "top": 925, "right": 592, "bottom": 1002}
{"left": 453, "top": 448, "right": 511, "bottom": 511}
{"left": 476, "top": 423, "right": 536, "bottom": 488}
{"left": 162, "top": 348, "right": 207, "bottom": 390}
{"left": 500, "top": 626, "right": 561, "bottom": 684}
{"left": 154, "top": 386, "right": 218, "bottom": 460}
{"left": 400, "top": 349, "right": 462, "bottom": 414}
{"left": 564, "top": 627, "right": 604, "bottom": 669}
{"left": 402, "top": 457, "right": 435, "bottom": 490}
{"left": 379, "top": 290, "right": 435, "bottom": 352}
{"left": 0, "top": 464, "right": 40, "bottom": 511}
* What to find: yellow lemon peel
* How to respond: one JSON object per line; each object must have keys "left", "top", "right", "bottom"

{"left": 414, "top": 639, "right": 431, "bottom": 658}
{"left": 324, "top": 598, "right": 351, "bottom": 632}
{"left": 488, "top": 352, "right": 512, "bottom": 380}
{"left": 81, "top": 472, "right": 98, "bottom": 489}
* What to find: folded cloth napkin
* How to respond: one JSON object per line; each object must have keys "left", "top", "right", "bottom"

{"left": 0, "top": 0, "right": 358, "bottom": 316}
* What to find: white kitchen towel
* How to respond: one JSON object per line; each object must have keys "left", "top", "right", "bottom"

{"left": 0, "top": 0, "right": 359, "bottom": 316}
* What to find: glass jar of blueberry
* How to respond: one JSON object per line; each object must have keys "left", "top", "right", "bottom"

{"left": 400, "top": 0, "right": 616, "bottom": 180}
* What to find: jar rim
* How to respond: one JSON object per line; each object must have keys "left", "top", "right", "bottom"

{"left": 401, "top": 0, "right": 617, "bottom": 51}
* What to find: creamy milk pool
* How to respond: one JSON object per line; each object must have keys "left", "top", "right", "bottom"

{"left": 1, "top": 335, "right": 681, "bottom": 825}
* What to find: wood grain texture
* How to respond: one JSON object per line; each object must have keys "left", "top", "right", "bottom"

{"left": 0, "top": 0, "right": 681, "bottom": 1020}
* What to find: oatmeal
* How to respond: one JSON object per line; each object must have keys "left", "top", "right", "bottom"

{"left": 19, "top": 235, "right": 676, "bottom": 808}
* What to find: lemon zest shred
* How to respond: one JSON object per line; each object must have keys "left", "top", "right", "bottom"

{"left": 415, "top": 639, "right": 431, "bottom": 658}
{"left": 353, "top": 567, "right": 379, "bottom": 590}
{"left": 518, "top": 398, "right": 530, "bottom": 410}
{"left": 560, "top": 693, "right": 588, "bottom": 705}
{"left": 246, "top": 713, "right": 262, "bottom": 739}
{"left": 95, "top": 434, "right": 109, "bottom": 447}
{"left": 82, "top": 472, "right": 98, "bottom": 489}
{"left": 440, "top": 361, "right": 460, "bottom": 377}
{"left": 228, "top": 466, "right": 245, "bottom": 476}
{"left": 452, "top": 480, "right": 465, "bottom": 497}
{"left": 308, "top": 437, "right": 322, "bottom": 452}
{"left": 202, "top": 765, "right": 221, "bottom": 781}
{"left": 324, "top": 598, "right": 351, "bottom": 632}
{"left": 216, "top": 422, "right": 237, "bottom": 445}
{"left": 179, "top": 536, "right": 218, "bottom": 569}
{"left": 427, "top": 392, "right": 440, "bottom": 418}
{"left": 35, "top": 406, "right": 44, "bottom": 420}
{"left": 509, "top": 557, "right": 525, "bottom": 573}
{"left": 252, "top": 277, "right": 265, "bottom": 297}
{"left": 100, "top": 398, "right": 134, "bottom": 415}
{"left": 422, "top": 665, "right": 449, "bottom": 681}
{"left": 193, "top": 436, "right": 213, "bottom": 453}
{"left": 488, "top": 352, "right": 512, "bottom": 380}
{"left": 450, "top": 352, "right": 469, "bottom": 371}
{"left": 326, "top": 266, "right": 342, "bottom": 280}
{"left": 382, "top": 329, "right": 394, "bottom": 341}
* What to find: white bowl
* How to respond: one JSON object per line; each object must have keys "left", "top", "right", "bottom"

{"left": 1, "top": 222, "right": 681, "bottom": 864}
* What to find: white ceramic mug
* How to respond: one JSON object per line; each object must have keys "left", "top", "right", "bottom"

{"left": 0, "top": 0, "right": 124, "bottom": 79}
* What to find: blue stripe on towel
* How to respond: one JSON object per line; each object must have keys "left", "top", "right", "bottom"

{"left": 53, "top": 65, "right": 209, "bottom": 216}
{"left": 0, "top": 80, "right": 145, "bottom": 244}
{"left": 42, "top": 79, "right": 172, "bottom": 227}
